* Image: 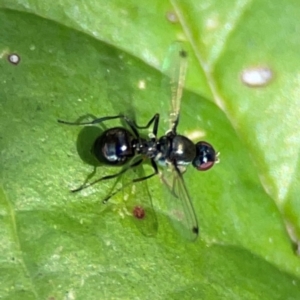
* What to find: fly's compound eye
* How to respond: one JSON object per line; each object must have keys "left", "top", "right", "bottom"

{"left": 192, "top": 141, "right": 216, "bottom": 171}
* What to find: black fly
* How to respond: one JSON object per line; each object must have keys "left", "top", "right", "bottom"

{"left": 58, "top": 42, "right": 217, "bottom": 240}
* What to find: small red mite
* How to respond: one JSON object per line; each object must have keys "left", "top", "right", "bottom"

{"left": 133, "top": 206, "right": 145, "bottom": 219}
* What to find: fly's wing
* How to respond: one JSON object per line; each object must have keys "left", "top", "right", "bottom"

{"left": 160, "top": 164, "right": 199, "bottom": 241}
{"left": 161, "top": 41, "right": 188, "bottom": 132}
{"left": 160, "top": 42, "right": 197, "bottom": 240}
{"left": 120, "top": 157, "right": 158, "bottom": 237}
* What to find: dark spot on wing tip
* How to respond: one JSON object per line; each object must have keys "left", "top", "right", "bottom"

{"left": 192, "top": 226, "right": 199, "bottom": 235}
{"left": 179, "top": 50, "right": 188, "bottom": 58}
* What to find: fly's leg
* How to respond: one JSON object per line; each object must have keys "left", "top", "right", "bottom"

{"left": 71, "top": 158, "right": 143, "bottom": 193}
{"left": 103, "top": 159, "right": 159, "bottom": 203}
{"left": 131, "top": 114, "right": 160, "bottom": 136}
{"left": 58, "top": 114, "right": 160, "bottom": 138}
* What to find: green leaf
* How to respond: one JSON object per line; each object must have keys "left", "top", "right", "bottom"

{"left": 1, "top": 1, "right": 300, "bottom": 299}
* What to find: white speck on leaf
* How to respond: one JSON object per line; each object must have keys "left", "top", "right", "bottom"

{"left": 8, "top": 53, "right": 20, "bottom": 65}
{"left": 166, "top": 11, "right": 178, "bottom": 23}
{"left": 241, "top": 67, "right": 273, "bottom": 87}
{"left": 186, "top": 130, "right": 206, "bottom": 141}
{"left": 205, "top": 15, "right": 219, "bottom": 30}
{"left": 138, "top": 79, "right": 146, "bottom": 89}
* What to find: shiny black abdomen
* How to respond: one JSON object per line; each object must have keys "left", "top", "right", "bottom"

{"left": 93, "top": 127, "right": 134, "bottom": 165}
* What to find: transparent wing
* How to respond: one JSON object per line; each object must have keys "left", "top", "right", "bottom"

{"left": 161, "top": 41, "right": 188, "bottom": 132}
{"left": 160, "top": 164, "right": 199, "bottom": 241}
{"left": 119, "top": 158, "right": 158, "bottom": 237}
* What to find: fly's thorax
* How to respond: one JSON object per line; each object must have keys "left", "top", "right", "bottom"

{"left": 156, "top": 134, "right": 196, "bottom": 166}
{"left": 170, "top": 135, "right": 196, "bottom": 166}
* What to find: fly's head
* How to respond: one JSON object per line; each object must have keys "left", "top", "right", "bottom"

{"left": 192, "top": 141, "right": 218, "bottom": 171}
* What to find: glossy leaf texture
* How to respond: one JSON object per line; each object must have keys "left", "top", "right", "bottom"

{"left": 1, "top": 1, "right": 300, "bottom": 299}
